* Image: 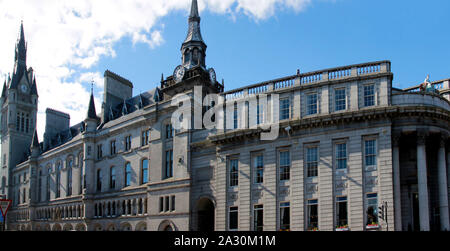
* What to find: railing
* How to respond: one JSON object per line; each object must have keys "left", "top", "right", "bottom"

{"left": 223, "top": 61, "right": 390, "bottom": 101}
{"left": 403, "top": 79, "right": 450, "bottom": 93}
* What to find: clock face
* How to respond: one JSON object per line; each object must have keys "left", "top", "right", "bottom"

{"left": 174, "top": 65, "right": 185, "bottom": 83}
{"left": 20, "top": 84, "right": 28, "bottom": 93}
{"left": 209, "top": 68, "right": 216, "bottom": 83}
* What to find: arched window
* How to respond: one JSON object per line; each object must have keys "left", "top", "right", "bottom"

{"left": 67, "top": 158, "right": 73, "bottom": 196}
{"left": 110, "top": 166, "right": 116, "bottom": 189}
{"left": 56, "top": 162, "right": 62, "bottom": 198}
{"left": 125, "top": 163, "right": 132, "bottom": 187}
{"left": 141, "top": 159, "right": 149, "bottom": 185}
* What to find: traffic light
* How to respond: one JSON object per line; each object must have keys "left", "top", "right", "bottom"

{"left": 378, "top": 204, "right": 385, "bottom": 221}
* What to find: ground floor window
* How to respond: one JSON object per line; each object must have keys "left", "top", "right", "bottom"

{"left": 336, "top": 197, "right": 348, "bottom": 230}
{"left": 280, "top": 202, "right": 290, "bottom": 231}
{"left": 307, "top": 199, "right": 319, "bottom": 231}
{"left": 253, "top": 205, "right": 264, "bottom": 231}
{"left": 229, "top": 206, "right": 238, "bottom": 231}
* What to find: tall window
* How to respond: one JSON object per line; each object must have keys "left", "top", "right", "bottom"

{"left": 307, "top": 93, "right": 318, "bottom": 115}
{"left": 125, "top": 163, "right": 132, "bottom": 187}
{"left": 46, "top": 167, "right": 51, "bottom": 201}
{"left": 141, "top": 159, "right": 149, "bottom": 184}
{"left": 171, "top": 195, "right": 176, "bottom": 212}
{"left": 335, "top": 143, "right": 347, "bottom": 170}
{"left": 279, "top": 150, "right": 290, "bottom": 181}
{"left": 37, "top": 171, "right": 42, "bottom": 202}
{"left": 56, "top": 162, "right": 62, "bottom": 198}
{"left": 233, "top": 105, "right": 238, "bottom": 129}
{"left": 256, "top": 103, "right": 263, "bottom": 125}
{"left": 110, "top": 140, "right": 116, "bottom": 155}
{"left": 97, "top": 144, "right": 103, "bottom": 159}
{"left": 366, "top": 193, "right": 378, "bottom": 227}
{"left": 306, "top": 147, "right": 319, "bottom": 177}
{"left": 125, "top": 135, "right": 132, "bottom": 151}
{"left": 229, "top": 206, "right": 238, "bottom": 231}
{"left": 280, "top": 98, "right": 290, "bottom": 120}
{"left": 280, "top": 202, "right": 290, "bottom": 231}
{"left": 79, "top": 153, "right": 84, "bottom": 194}
{"left": 110, "top": 166, "right": 116, "bottom": 189}
{"left": 365, "top": 139, "right": 377, "bottom": 168}
{"left": 166, "top": 124, "right": 174, "bottom": 139}
{"left": 364, "top": 85, "right": 375, "bottom": 107}
{"left": 165, "top": 150, "right": 173, "bottom": 179}
{"left": 67, "top": 159, "right": 73, "bottom": 196}
{"left": 141, "top": 129, "right": 150, "bottom": 146}
{"left": 335, "top": 88, "right": 346, "bottom": 111}
{"left": 253, "top": 154, "right": 264, "bottom": 184}
{"left": 336, "top": 197, "right": 348, "bottom": 229}
{"left": 254, "top": 205, "right": 264, "bottom": 231}
{"left": 229, "top": 159, "right": 239, "bottom": 187}
{"left": 307, "top": 199, "right": 319, "bottom": 231}
{"left": 97, "top": 169, "right": 102, "bottom": 192}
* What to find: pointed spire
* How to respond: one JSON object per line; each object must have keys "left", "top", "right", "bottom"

{"left": 31, "top": 129, "right": 40, "bottom": 148}
{"left": 190, "top": 0, "right": 199, "bottom": 18}
{"left": 30, "top": 76, "right": 38, "bottom": 95}
{"left": 1, "top": 80, "right": 7, "bottom": 98}
{"left": 122, "top": 99, "right": 128, "bottom": 116}
{"left": 86, "top": 88, "right": 97, "bottom": 120}
{"left": 11, "top": 21, "right": 28, "bottom": 89}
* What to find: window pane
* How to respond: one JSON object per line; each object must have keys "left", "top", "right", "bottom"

{"left": 366, "top": 194, "right": 378, "bottom": 225}
{"left": 125, "top": 163, "right": 131, "bottom": 187}
{"left": 280, "top": 202, "right": 290, "bottom": 231}
{"left": 307, "top": 94, "right": 318, "bottom": 115}
{"left": 336, "top": 143, "right": 347, "bottom": 170}
{"left": 142, "top": 159, "right": 149, "bottom": 184}
{"left": 307, "top": 147, "right": 318, "bottom": 177}
{"left": 254, "top": 155, "right": 264, "bottom": 184}
{"left": 335, "top": 89, "right": 346, "bottom": 111}
{"left": 229, "top": 159, "right": 239, "bottom": 187}
{"left": 364, "top": 85, "right": 375, "bottom": 107}
{"left": 280, "top": 98, "right": 290, "bottom": 120}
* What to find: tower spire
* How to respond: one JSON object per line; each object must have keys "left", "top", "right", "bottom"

{"left": 182, "top": 0, "right": 207, "bottom": 69}
{"left": 190, "top": 0, "right": 199, "bottom": 18}
{"left": 86, "top": 88, "right": 97, "bottom": 120}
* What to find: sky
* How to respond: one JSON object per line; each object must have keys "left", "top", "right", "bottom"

{"left": 0, "top": 0, "right": 449, "bottom": 138}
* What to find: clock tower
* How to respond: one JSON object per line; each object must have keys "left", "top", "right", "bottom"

{"left": 161, "top": 0, "right": 223, "bottom": 100}
{"left": 0, "top": 22, "right": 39, "bottom": 200}
{"left": 181, "top": 0, "right": 207, "bottom": 70}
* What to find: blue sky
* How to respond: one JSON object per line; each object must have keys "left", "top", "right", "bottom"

{"left": 0, "top": 0, "right": 449, "bottom": 136}
{"left": 89, "top": 0, "right": 450, "bottom": 95}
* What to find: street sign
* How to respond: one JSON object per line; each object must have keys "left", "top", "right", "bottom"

{"left": 0, "top": 199, "right": 12, "bottom": 218}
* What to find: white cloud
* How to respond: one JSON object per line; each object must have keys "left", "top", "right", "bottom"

{"left": 0, "top": 0, "right": 314, "bottom": 139}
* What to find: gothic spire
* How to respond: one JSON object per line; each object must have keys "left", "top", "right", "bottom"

{"left": 31, "top": 129, "right": 40, "bottom": 148}
{"left": 190, "top": 0, "right": 200, "bottom": 19}
{"left": 182, "top": 0, "right": 207, "bottom": 69}
{"left": 86, "top": 88, "right": 97, "bottom": 120}
{"left": 11, "top": 21, "right": 28, "bottom": 89}
{"left": 1, "top": 80, "right": 6, "bottom": 98}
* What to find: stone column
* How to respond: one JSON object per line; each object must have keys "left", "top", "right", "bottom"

{"left": 392, "top": 134, "right": 402, "bottom": 231}
{"left": 416, "top": 132, "right": 430, "bottom": 231}
{"left": 438, "top": 135, "right": 449, "bottom": 231}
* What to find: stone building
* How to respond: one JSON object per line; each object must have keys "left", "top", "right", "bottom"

{"left": 1, "top": 0, "right": 449, "bottom": 231}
